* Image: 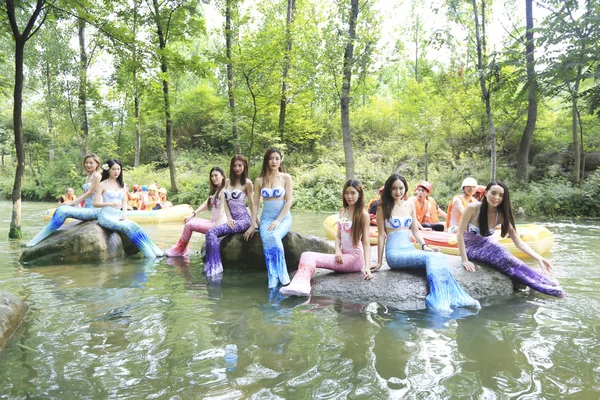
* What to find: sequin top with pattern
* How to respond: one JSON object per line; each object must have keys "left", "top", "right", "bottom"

{"left": 261, "top": 186, "right": 285, "bottom": 199}
{"left": 225, "top": 189, "right": 250, "bottom": 221}
{"left": 385, "top": 216, "right": 412, "bottom": 229}
{"left": 337, "top": 218, "right": 364, "bottom": 253}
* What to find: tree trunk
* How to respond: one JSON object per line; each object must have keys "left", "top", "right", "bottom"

{"left": 278, "top": 0, "right": 296, "bottom": 139}
{"left": 152, "top": 0, "right": 178, "bottom": 192}
{"left": 472, "top": 0, "right": 496, "bottom": 180}
{"left": 78, "top": 18, "right": 89, "bottom": 159}
{"left": 244, "top": 73, "right": 257, "bottom": 156}
{"left": 516, "top": 0, "right": 537, "bottom": 182}
{"left": 45, "top": 61, "right": 55, "bottom": 162}
{"left": 424, "top": 140, "right": 428, "bottom": 181}
{"left": 340, "top": 0, "right": 359, "bottom": 180}
{"left": 225, "top": 0, "right": 239, "bottom": 152}
{"left": 133, "top": 0, "right": 141, "bottom": 168}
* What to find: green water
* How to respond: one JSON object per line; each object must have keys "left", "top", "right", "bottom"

{"left": 0, "top": 201, "right": 599, "bottom": 399}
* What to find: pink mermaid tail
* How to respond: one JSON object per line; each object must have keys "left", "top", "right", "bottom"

{"left": 280, "top": 249, "right": 364, "bottom": 297}
{"left": 165, "top": 217, "right": 215, "bottom": 257}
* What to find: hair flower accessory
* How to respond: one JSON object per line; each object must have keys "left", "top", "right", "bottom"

{"left": 102, "top": 163, "right": 109, "bottom": 171}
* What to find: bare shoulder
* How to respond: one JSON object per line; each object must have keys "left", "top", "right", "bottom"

{"left": 255, "top": 177, "right": 263, "bottom": 187}
{"left": 281, "top": 173, "right": 293, "bottom": 182}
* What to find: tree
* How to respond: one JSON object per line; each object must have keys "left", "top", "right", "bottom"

{"left": 225, "top": 0, "right": 239, "bottom": 152}
{"left": 5, "top": 0, "right": 47, "bottom": 238}
{"left": 277, "top": 0, "right": 295, "bottom": 139}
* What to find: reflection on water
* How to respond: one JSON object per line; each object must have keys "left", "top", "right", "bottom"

{"left": 0, "top": 202, "right": 599, "bottom": 397}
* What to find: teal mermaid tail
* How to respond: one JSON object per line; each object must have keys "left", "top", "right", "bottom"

{"left": 386, "top": 230, "right": 480, "bottom": 313}
{"left": 97, "top": 207, "right": 162, "bottom": 258}
{"left": 260, "top": 200, "right": 292, "bottom": 288}
{"left": 27, "top": 205, "right": 99, "bottom": 247}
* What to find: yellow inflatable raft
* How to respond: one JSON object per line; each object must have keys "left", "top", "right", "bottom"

{"left": 43, "top": 204, "right": 194, "bottom": 224}
{"left": 323, "top": 214, "right": 554, "bottom": 259}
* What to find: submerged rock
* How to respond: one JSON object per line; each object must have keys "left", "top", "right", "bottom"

{"left": 0, "top": 291, "right": 28, "bottom": 349}
{"left": 20, "top": 221, "right": 139, "bottom": 266}
{"left": 201, "top": 231, "right": 335, "bottom": 272}
{"left": 309, "top": 247, "right": 515, "bottom": 310}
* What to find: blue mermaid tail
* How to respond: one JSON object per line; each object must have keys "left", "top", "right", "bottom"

{"left": 27, "top": 205, "right": 100, "bottom": 247}
{"left": 463, "top": 231, "right": 565, "bottom": 298}
{"left": 97, "top": 207, "right": 163, "bottom": 258}
{"left": 260, "top": 200, "right": 292, "bottom": 288}
{"left": 385, "top": 230, "right": 480, "bottom": 313}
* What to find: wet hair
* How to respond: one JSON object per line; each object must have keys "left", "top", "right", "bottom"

{"left": 342, "top": 179, "right": 366, "bottom": 247}
{"left": 479, "top": 180, "right": 514, "bottom": 238}
{"left": 100, "top": 158, "right": 124, "bottom": 188}
{"left": 380, "top": 174, "right": 409, "bottom": 221}
{"left": 207, "top": 166, "right": 226, "bottom": 210}
{"left": 229, "top": 154, "right": 248, "bottom": 186}
{"left": 259, "top": 147, "right": 284, "bottom": 184}
{"left": 83, "top": 153, "right": 101, "bottom": 172}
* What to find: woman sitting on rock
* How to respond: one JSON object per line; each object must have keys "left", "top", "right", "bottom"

{"left": 28, "top": 153, "right": 103, "bottom": 247}
{"left": 203, "top": 154, "right": 254, "bottom": 277}
{"left": 281, "top": 179, "right": 372, "bottom": 297}
{"left": 244, "top": 147, "right": 293, "bottom": 288}
{"left": 457, "top": 181, "right": 565, "bottom": 298}
{"left": 94, "top": 158, "right": 163, "bottom": 258}
{"left": 166, "top": 167, "right": 227, "bottom": 257}
{"left": 372, "top": 174, "right": 480, "bottom": 313}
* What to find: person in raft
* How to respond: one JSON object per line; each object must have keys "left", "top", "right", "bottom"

{"left": 58, "top": 187, "right": 78, "bottom": 205}
{"left": 27, "top": 153, "right": 103, "bottom": 247}
{"left": 280, "top": 179, "right": 372, "bottom": 297}
{"left": 243, "top": 147, "right": 293, "bottom": 288}
{"left": 145, "top": 184, "right": 161, "bottom": 210}
{"left": 446, "top": 177, "right": 478, "bottom": 233}
{"left": 411, "top": 181, "right": 446, "bottom": 232}
{"left": 157, "top": 188, "right": 172, "bottom": 209}
{"left": 473, "top": 185, "right": 486, "bottom": 202}
{"left": 94, "top": 159, "right": 163, "bottom": 258}
{"left": 203, "top": 154, "right": 254, "bottom": 277}
{"left": 372, "top": 174, "right": 480, "bottom": 313}
{"left": 457, "top": 181, "right": 565, "bottom": 298}
{"left": 165, "top": 167, "right": 227, "bottom": 257}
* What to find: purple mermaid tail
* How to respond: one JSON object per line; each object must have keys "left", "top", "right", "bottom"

{"left": 463, "top": 231, "right": 565, "bottom": 298}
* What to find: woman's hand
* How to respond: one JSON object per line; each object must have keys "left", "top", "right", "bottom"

{"left": 119, "top": 212, "right": 126, "bottom": 221}
{"left": 243, "top": 226, "right": 255, "bottom": 241}
{"left": 422, "top": 244, "right": 440, "bottom": 252}
{"left": 537, "top": 258, "right": 553, "bottom": 276}
{"left": 461, "top": 261, "right": 476, "bottom": 272}
{"left": 362, "top": 267, "right": 373, "bottom": 280}
{"left": 335, "top": 250, "right": 343, "bottom": 264}
{"left": 183, "top": 213, "right": 194, "bottom": 223}
{"left": 227, "top": 219, "right": 235, "bottom": 228}
{"left": 268, "top": 219, "right": 280, "bottom": 231}
{"left": 370, "top": 263, "right": 382, "bottom": 272}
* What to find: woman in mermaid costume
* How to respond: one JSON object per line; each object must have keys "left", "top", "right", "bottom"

{"left": 203, "top": 154, "right": 254, "bottom": 277}
{"left": 372, "top": 174, "right": 480, "bottom": 313}
{"left": 165, "top": 167, "right": 227, "bottom": 257}
{"left": 457, "top": 181, "right": 565, "bottom": 297}
{"left": 281, "top": 179, "right": 372, "bottom": 297}
{"left": 28, "top": 153, "right": 103, "bottom": 247}
{"left": 244, "top": 148, "right": 293, "bottom": 288}
{"left": 94, "top": 159, "right": 163, "bottom": 258}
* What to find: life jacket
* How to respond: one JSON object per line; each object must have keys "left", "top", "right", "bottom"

{"left": 446, "top": 195, "right": 475, "bottom": 229}
{"left": 428, "top": 197, "right": 440, "bottom": 223}
{"left": 411, "top": 196, "right": 432, "bottom": 224}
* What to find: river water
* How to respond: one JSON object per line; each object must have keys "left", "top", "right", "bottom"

{"left": 0, "top": 201, "right": 599, "bottom": 399}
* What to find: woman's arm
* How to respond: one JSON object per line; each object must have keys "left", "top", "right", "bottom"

{"left": 120, "top": 186, "right": 128, "bottom": 220}
{"left": 268, "top": 174, "right": 293, "bottom": 231}
{"left": 222, "top": 190, "right": 235, "bottom": 228}
{"left": 508, "top": 224, "right": 554, "bottom": 275}
{"left": 243, "top": 178, "right": 262, "bottom": 240}
{"left": 245, "top": 180, "right": 254, "bottom": 218}
{"left": 65, "top": 172, "right": 101, "bottom": 206}
{"left": 410, "top": 202, "right": 435, "bottom": 251}
{"left": 361, "top": 210, "right": 372, "bottom": 279}
{"left": 334, "top": 208, "right": 343, "bottom": 263}
{"left": 457, "top": 203, "right": 478, "bottom": 272}
{"left": 372, "top": 207, "right": 386, "bottom": 271}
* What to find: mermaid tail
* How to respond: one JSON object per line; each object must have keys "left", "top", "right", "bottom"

{"left": 204, "top": 219, "right": 250, "bottom": 277}
{"left": 464, "top": 232, "right": 565, "bottom": 298}
{"left": 27, "top": 205, "right": 99, "bottom": 247}
{"left": 281, "top": 249, "right": 363, "bottom": 297}
{"left": 386, "top": 230, "right": 480, "bottom": 313}
{"left": 260, "top": 200, "right": 292, "bottom": 288}
{"left": 97, "top": 207, "right": 162, "bottom": 258}
{"left": 166, "top": 217, "right": 215, "bottom": 257}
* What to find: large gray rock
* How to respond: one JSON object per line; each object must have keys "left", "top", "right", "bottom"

{"left": 310, "top": 247, "right": 514, "bottom": 310}
{"left": 201, "top": 231, "right": 335, "bottom": 271}
{"left": 0, "top": 291, "right": 28, "bottom": 349}
{"left": 20, "top": 221, "right": 139, "bottom": 266}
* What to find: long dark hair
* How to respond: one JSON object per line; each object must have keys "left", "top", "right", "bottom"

{"left": 100, "top": 158, "right": 124, "bottom": 188}
{"left": 206, "top": 166, "right": 226, "bottom": 210}
{"left": 380, "top": 174, "right": 408, "bottom": 221}
{"left": 229, "top": 154, "right": 248, "bottom": 186}
{"left": 259, "top": 147, "right": 284, "bottom": 184}
{"left": 479, "top": 180, "right": 514, "bottom": 237}
{"left": 342, "top": 179, "right": 365, "bottom": 247}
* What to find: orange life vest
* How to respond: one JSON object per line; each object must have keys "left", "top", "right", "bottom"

{"left": 446, "top": 195, "right": 475, "bottom": 229}
{"left": 428, "top": 197, "right": 440, "bottom": 223}
{"left": 412, "top": 196, "right": 431, "bottom": 224}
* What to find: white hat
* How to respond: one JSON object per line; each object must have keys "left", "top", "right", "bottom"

{"left": 462, "top": 177, "right": 477, "bottom": 187}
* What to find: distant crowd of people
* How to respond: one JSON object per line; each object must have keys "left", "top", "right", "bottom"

{"left": 59, "top": 182, "right": 172, "bottom": 210}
